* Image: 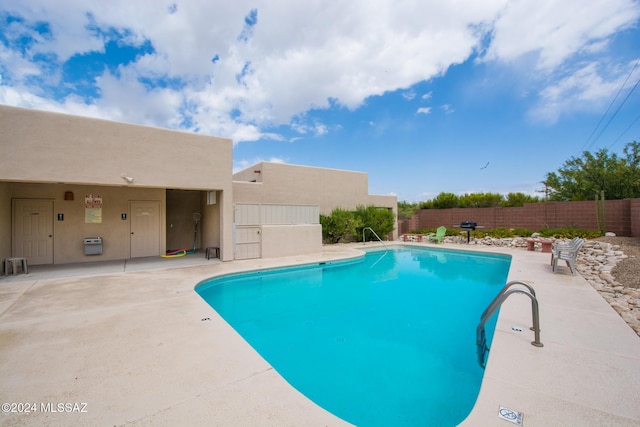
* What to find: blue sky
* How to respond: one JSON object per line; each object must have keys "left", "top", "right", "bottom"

{"left": 1, "top": 0, "right": 639, "bottom": 202}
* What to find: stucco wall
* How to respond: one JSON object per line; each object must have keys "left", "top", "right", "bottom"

{"left": 0, "top": 105, "right": 232, "bottom": 190}
{"left": 0, "top": 106, "right": 235, "bottom": 263}
{"left": 8, "top": 183, "right": 166, "bottom": 263}
{"left": 233, "top": 162, "right": 398, "bottom": 239}
{"left": 232, "top": 182, "right": 264, "bottom": 207}
{"left": 233, "top": 164, "right": 263, "bottom": 183}
{"left": 0, "top": 182, "right": 11, "bottom": 263}
{"left": 260, "top": 224, "right": 322, "bottom": 258}
{"left": 234, "top": 163, "right": 373, "bottom": 213}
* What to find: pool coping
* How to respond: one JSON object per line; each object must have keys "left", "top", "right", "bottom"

{"left": 1, "top": 242, "right": 639, "bottom": 426}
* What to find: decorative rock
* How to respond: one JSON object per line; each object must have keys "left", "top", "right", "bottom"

{"left": 621, "top": 288, "right": 640, "bottom": 297}
{"left": 621, "top": 312, "right": 637, "bottom": 324}
{"left": 610, "top": 303, "right": 631, "bottom": 314}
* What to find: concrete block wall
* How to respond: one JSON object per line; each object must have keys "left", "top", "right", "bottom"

{"left": 400, "top": 198, "right": 640, "bottom": 237}
{"left": 631, "top": 199, "right": 640, "bottom": 237}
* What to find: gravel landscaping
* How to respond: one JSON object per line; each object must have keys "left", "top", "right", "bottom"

{"left": 595, "top": 236, "right": 640, "bottom": 289}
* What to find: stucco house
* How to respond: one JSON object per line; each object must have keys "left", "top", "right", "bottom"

{"left": 0, "top": 105, "right": 396, "bottom": 268}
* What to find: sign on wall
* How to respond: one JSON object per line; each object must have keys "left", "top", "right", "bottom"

{"left": 85, "top": 194, "right": 103, "bottom": 223}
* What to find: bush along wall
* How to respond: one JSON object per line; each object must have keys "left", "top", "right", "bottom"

{"left": 407, "top": 226, "right": 602, "bottom": 240}
{"left": 321, "top": 205, "right": 395, "bottom": 244}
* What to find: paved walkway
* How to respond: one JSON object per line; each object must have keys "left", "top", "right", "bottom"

{"left": 1, "top": 244, "right": 639, "bottom": 426}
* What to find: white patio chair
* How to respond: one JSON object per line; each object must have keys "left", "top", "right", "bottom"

{"left": 552, "top": 238, "right": 585, "bottom": 275}
{"left": 550, "top": 237, "right": 582, "bottom": 266}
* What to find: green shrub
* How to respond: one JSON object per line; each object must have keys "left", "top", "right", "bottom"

{"left": 485, "top": 227, "right": 513, "bottom": 238}
{"left": 470, "top": 229, "right": 485, "bottom": 238}
{"left": 398, "top": 201, "right": 419, "bottom": 221}
{"left": 502, "top": 193, "right": 541, "bottom": 207}
{"left": 458, "top": 192, "right": 504, "bottom": 208}
{"left": 430, "top": 192, "right": 459, "bottom": 209}
{"left": 320, "top": 208, "right": 362, "bottom": 243}
{"left": 477, "top": 227, "right": 536, "bottom": 238}
{"left": 444, "top": 227, "right": 459, "bottom": 236}
{"left": 353, "top": 205, "right": 395, "bottom": 241}
{"left": 407, "top": 226, "right": 601, "bottom": 240}
{"left": 537, "top": 227, "right": 602, "bottom": 239}
{"left": 412, "top": 192, "right": 542, "bottom": 210}
{"left": 511, "top": 227, "right": 535, "bottom": 237}
{"left": 407, "top": 228, "right": 434, "bottom": 235}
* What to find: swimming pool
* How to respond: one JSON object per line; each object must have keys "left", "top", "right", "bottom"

{"left": 196, "top": 246, "right": 511, "bottom": 426}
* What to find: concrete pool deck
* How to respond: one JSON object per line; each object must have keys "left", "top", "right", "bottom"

{"left": 1, "top": 243, "right": 639, "bottom": 426}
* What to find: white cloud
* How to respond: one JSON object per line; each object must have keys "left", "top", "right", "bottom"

{"left": 485, "top": 0, "right": 640, "bottom": 70}
{"left": 416, "top": 107, "right": 432, "bottom": 115}
{"left": 402, "top": 90, "right": 416, "bottom": 100}
{"left": 290, "top": 118, "right": 329, "bottom": 137}
{"left": 314, "top": 123, "right": 328, "bottom": 136}
{"left": 529, "top": 60, "right": 640, "bottom": 123}
{"left": 421, "top": 91, "right": 433, "bottom": 100}
{"left": 0, "top": 0, "right": 638, "bottom": 142}
{"left": 0, "top": 0, "right": 502, "bottom": 135}
{"left": 440, "top": 104, "right": 454, "bottom": 114}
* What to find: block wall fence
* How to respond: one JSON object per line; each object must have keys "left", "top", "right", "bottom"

{"left": 399, "top": 198, "right": 640, "bottom": 237}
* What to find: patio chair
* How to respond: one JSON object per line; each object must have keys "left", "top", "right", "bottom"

{"left": 428, "top": 226, "right": 447, "bottom": 244}
{"left": 552, "top": 238, "right": 585, "bottom": 275}
{"left": 550, "top": 237, "right": 582, "bottom": 266}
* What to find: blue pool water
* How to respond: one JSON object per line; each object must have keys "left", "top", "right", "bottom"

{"left": 196, "top": 247, "right": 510, "bottom": 426}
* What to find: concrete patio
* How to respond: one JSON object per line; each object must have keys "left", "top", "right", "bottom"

{"left": 1, "top": 244, "right": 639, "bottom": 426}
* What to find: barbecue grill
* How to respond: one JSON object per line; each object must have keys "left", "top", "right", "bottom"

{"left": 460, "top": 221, "right": 477, "bottom": 243}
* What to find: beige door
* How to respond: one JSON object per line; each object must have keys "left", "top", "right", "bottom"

{"left": 234, "top": 225, "right": 261, "bottom": 260}
{"left": 233, "top": 204, "right": 261, "bottom": 260}
{"left": 130, "top": 201, "right": 161, "bottom": 258}
{"left": 12, "top": 199, "right": 54, "bottom": 265}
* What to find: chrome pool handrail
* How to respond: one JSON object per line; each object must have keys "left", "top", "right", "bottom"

{"left": 481, "top": 280, "right": 536, "bottom": 320}
{"left": 362, "top": 227, "right": 389, "bottom": 251}
{"left": 476, "top": 282, "right": 543, "bottom": 368}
